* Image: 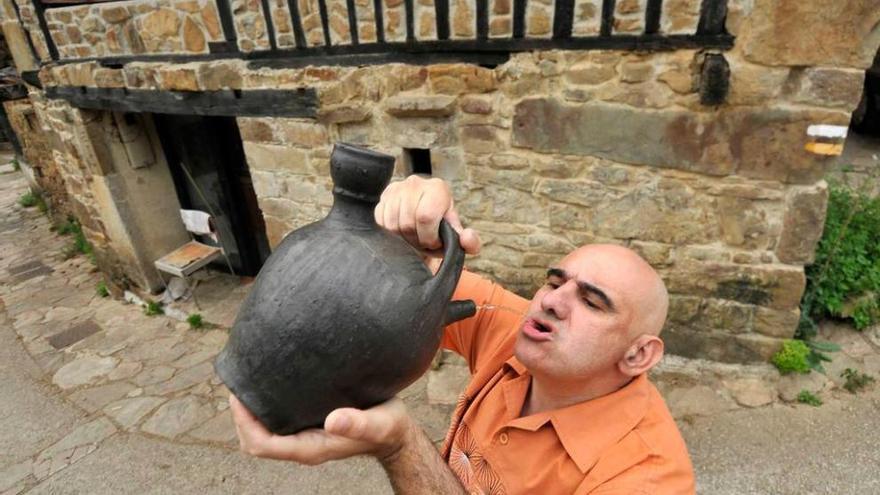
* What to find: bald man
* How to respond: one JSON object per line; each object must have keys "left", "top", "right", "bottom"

{"left": 230, "top": 176, "right": 695, "bottom": 494}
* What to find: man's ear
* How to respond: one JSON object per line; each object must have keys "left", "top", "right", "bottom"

{"left": 617, "top": 335, "right": 664, "bottom": 377}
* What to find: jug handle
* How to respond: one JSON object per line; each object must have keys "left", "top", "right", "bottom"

{"left": 431, "top": 220, "right": 477, "bottom": 326}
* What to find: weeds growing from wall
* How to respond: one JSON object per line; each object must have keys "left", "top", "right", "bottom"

{"left": 57, "top": 216, "right": 95, "bottom": 263}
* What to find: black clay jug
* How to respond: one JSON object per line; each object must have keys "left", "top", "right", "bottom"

{"left": 214, "top": 142, "right": 476, "bottom": 434}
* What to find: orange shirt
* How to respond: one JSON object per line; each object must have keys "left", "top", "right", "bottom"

{"left": 440, "top": 272, "right": 695, "bottom": 495}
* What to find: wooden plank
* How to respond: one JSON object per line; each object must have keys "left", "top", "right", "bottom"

{"left": 45, "top": 87, "right": 319, "bottom": 118}
{"left": 553, "top": 0, "right": 575, "bottom": 39}
{"left": 214, "top": 0, "right": 239, "bottom": 48}
{"left": 346, "top": 0, "right": 359, "bottom": 44}
{"left": 287, "top": 0, "right": 308, "bottom": 47}
{"left": 30, "top": 0, "right": 59, "bottom": 60}
{"left": 513, "top": 0, "right": 526, "bottom": 38}
{"left": 317, "top": 0, "right": 331, "bottom": 46}
{"left": 600, "top": 0, "right": 616, "bottom": 36}
{"left": 644, "top": 0, "right": 662, "bottom": 34}
{"left": 434, "top": 0, "right": 450, "bottom": 40}
{"left": 476, "top": 0, "right": 489, "bottom": 40}
{"left": 373, "top": 0, "right": 385, "bottom": 42}
{"left": 259, "top": 0, "right": 278, "bottom": 49}
{"left": 697, "top": 0, "right": 727, "bottom": 34}
{"left": 404, "top": 0, "right": 415, "bottom": 41}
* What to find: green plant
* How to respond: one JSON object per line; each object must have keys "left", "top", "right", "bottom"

{"left": 771, "top": 339, "right": 811, "bottom": 374}
{"left": 56, "top": 218, "right": 78, "bottom": 235}
{"left": 796, "top": 390, "right": 823, "bottom": 407}
{"left": 187, "top": 313, "right": 204, "bottom": 329}
{"left": 56, "top": 218, "right": 94, "bottom": 260}
{"left": 801, "top": 186, "right": 880, "bottom": 332}
{"left": 841, "top": 368, "right": 875, "bottom": 393}
{"left": 11, "top": 158, "right": 20, "bottom": 171}
{"left": 18, "top": 190, "right": 38, "bottom": 208}
{"left": 96, "top": 281, "right": 109, "bottom": 298}
{"left": 144, "top": 300, "right": 164, "bottom": 316}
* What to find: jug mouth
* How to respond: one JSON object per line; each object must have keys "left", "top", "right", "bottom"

{"left": 330, "top": 142, "right": 395, "bottom": 202}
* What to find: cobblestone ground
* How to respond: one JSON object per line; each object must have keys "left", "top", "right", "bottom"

{"left": 2, "top": 155, "right": 880, "bottom": 494}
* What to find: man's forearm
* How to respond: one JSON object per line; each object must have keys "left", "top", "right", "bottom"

{"left": 378, "top": 425, "right": 467, "bottom": 495}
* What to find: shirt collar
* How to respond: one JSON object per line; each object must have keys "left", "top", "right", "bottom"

{"left": 501, "top": 357, "right": 651, "bottom": 473}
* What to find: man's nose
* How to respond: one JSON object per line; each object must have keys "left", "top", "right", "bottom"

{"left": 540, "top": 282, "right": 571, "bottom": 320}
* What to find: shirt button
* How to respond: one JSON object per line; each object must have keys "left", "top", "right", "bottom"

{"left": 499, "top": 432, "right": 509, "bottom": 445}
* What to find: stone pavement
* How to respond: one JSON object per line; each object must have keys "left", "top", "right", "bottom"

{"left": 2, "top": 159, "right": 880, "bottom": 494}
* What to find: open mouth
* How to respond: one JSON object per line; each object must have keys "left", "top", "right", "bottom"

{"left": 522, "top": 317, "right": 556, "bottom": 341}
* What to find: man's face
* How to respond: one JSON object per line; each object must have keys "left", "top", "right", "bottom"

{"left": 514, "top": 247, "right": 637, "bottom": 382}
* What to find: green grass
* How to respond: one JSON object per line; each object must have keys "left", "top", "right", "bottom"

{"left": 96, "top": 281, "right": 109, "bottom": 298}
{"left": 841, "top": 368, "right": 875, "bottom": 393}
{"left": 796, "top": 390, "right": 823, "bottom": 407}
{"left": 18, "top": 190, "right": 38, "bottom": 208}
{"left": 56, "top": 217, "right": 94, "bottom": 262}
{"left": 187, "top": 313, "right": 204, "bottom": 329}
{"left": 144, "top": 300, "right": 164, "bottom": 316}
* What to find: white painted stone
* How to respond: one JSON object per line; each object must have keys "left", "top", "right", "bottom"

{"left": 52, "top": 355, "right": 118, "bottom": 390}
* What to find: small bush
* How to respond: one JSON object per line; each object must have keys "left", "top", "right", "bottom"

{"left": 187, "top": 313, "right": 204, "bottom": 329}
{"left": 796, "top": 390, "right": 823, "bottom": 407}
{"left": 19, "top": 190, "right": 38, "bottom": 208}
{"left": 841, "top": 368, "right": 875, "bottom": 393}
{"left": 96, "top": 281, "right": 109, "bottom": 298}
{"left": 802, "top": 186, "right": 880, "bottom": 331}
{"left": 144, "top": 300, "right": 164, "bottom": 316}
{"left": 772, "top": 339, "right": 811, "bottom": 374}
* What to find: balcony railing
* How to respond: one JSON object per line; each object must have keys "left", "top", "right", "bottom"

{"left": 16, "top": 0, "right": 733, "bottom": 69}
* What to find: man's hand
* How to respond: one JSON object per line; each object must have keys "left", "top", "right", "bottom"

{"left": 229, "top": 394, "right": 414, "bottom": 465}
{"left": 375, "top": 175, "right": 480, "bottom": 256}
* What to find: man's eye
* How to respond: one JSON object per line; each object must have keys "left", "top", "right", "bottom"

{"left": 546, "top": 281, "right": 560, "bottom": 289}
{"left": 583, "top": 299, "right": 599, "bottom": 309}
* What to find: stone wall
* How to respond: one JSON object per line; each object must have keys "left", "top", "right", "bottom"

{"left": 43, "top": 0, "right": 225, "bottom": 58}
{"left": 6, "top": 0, "right": 880, "bottom": 364}
{"left": 3, "top": 97, "right": 72, "bottom": 221}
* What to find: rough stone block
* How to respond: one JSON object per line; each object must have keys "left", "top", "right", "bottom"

{"left": 664, "top": 260, "right": 806, "bottom": 311}
{"left": 752, "top": 307, "right": 800, "bottom": 339}
{"left": 739, "top": 0, "right": 880, "bottom": 69}
{"left": 100, "top": 6, "right": 131, "bottom": 23}
{"left": 277, "top": 120, "right": 328, "bottom": 147}
{"left": 317, "top": 104, "right": 371, "bottom": 124}
{"left": 776, "top": 182, "right": 828, "bottom": 264}
{"left": 385, "top": 95, "right": 457, "bottom": 118}
{"left": 197, "top": 62, "right": 243, "bottom": 90}
{"left": 793, "top": 67, "right": 865, "bottom": 110}
{"left": 428, "top": 64, "right": 497, "bottom": 95}
{"left": 664, "top": 326, "right": 783, "bottom": 363}
{"left": 243, "top": 142, "right": 310, "bottom": 173}
{"left": 512, "top": 98, "right": 846, "bottom": 184}
{"left": 158, "top": 67, "right": 199, "bottom": 91}
{"left": 716, "top": 196, "right": 773, "bottom": 249}
{"left": 237, "top": 118, "right": 275, "bottom": 143}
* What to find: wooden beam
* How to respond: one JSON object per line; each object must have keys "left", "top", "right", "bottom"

{"left": 697, "top": 0, "right": 727, "bottom": 34}
{"left": 45, "top": 87, "right": 319, "bottom": 118}
{"left": 600, "top": 0, "right": 616, "bottom": 37}
{"left": 553, "top": 0, "right": 575, "bottom": 39}
{"left": 644, "top": 0, "right": 662, "bottom": 35}
{"left": 512, "top": 0, "right": 526, "bottom": 38}
{"left": 30, "top": 0, "right": 59, "bottom": 60}
{"left": 434, "top": 0, "right": 450, "bottom": 40}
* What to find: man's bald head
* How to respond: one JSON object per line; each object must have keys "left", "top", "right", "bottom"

{"left": 561, "top": 244, "right": 669, "bottom": 338}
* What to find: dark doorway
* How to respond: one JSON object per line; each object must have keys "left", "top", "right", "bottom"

{"left": 154, "top": 114, "right": 270, "bottom": 276}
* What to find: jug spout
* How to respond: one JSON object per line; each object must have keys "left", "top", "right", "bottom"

{"left": 443, "top": 300, "right": 477, "bottom": 326}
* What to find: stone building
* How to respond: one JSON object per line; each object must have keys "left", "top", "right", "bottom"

{"left": 1, "top": 0, "right": 878, "bottom": 365}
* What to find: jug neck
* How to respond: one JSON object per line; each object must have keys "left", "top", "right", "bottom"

{"left": 327, "top": 192, "right": 377, "bottom": 228}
